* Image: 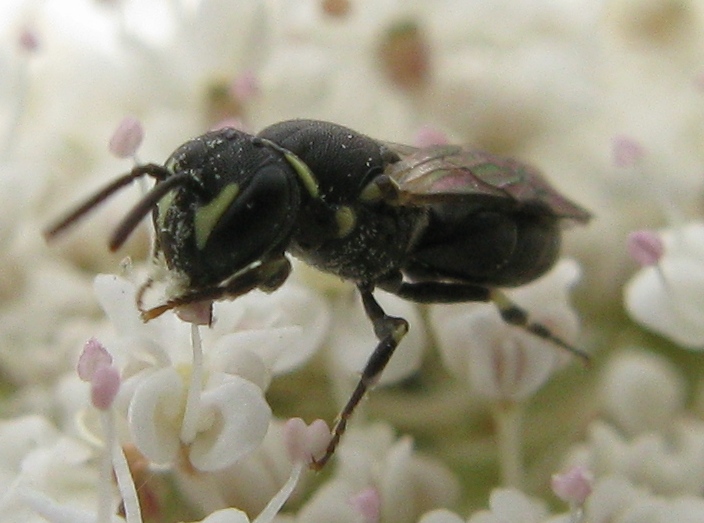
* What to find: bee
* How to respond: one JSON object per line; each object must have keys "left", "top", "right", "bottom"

{"left": 45, "top": 119, "right": 590, "bottom": 469}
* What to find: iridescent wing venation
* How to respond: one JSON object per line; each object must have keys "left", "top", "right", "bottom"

{"left": 382, "top": 143, "right": 591, "bottom": 222}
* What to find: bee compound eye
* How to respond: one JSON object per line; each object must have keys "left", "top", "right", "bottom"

{"left": 205, "top": 164, "right": 300, "bottom": 264}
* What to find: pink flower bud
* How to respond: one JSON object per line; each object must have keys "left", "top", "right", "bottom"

{"left": 18, "top": 27, "right": 40, "bottom": 53}
{"left": 627, "top": 229, "right": 664, "bottom": 266}
{"left": 210, "top": 117, "right": 248, "bottom": 132}
{"left": 283, "top": 417, "right": 330, "bottom": 464}
{"left": 349, "top": 487, "right": 381, "bottom": 523}
{"left": 77, "top": 337, "right": 113, "bottom": 382}
{"left": 414, "top": 125, "right": 449, "bottom": 147}
{"left": 694, "top": 71, "right": 704, "bottom": 91}
{"left": 109, "top": 116, "right": 144, "bottom": 159}
{"left": 230, "top": 71, "right": 259, "bottom": 101}
{"left": 91, "top": 365, "right": 121, "bottom": 411}
{"left": 551, "top": 466, "right": 593, "bottom": 505}
{"left": 612, "top": 135, "right": 645, "bottom": 168}
{"left": 176, "top": 300, "right": 213, "bottom": 325}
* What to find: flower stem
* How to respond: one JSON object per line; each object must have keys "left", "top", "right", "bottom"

{"left": 181, "top": 323, "right": 204, "bottom": 444}
{"left": 102, "top": 410, "right": 143, "bottom": 523}
{"left": 569, "top": 505, "right": 585, "bottom": 523}
{"left": 492, "top": 401, "right": 524, "bottom": 488}
{"left": 254, "top": 462, "right": 304, "bottom": 523}
{"left": 97, "top": 412, "right": 114, "bottom": 523}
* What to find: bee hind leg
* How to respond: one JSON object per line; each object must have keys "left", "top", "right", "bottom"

{"left": 379, "top": 275, "right": 589, "bottom": 364}
{"left": 489, "top": 288, "right": 590, "bottom": 364}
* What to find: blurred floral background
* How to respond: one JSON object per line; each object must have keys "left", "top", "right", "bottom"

{"left": 3, "top": 0, "right": 704, "bottom": 522}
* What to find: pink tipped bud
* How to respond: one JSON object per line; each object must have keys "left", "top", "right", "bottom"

{"left": 109, "top": 116, "right": 144, "bottom": 159}
{"left": 694, "top": 71, "right": 704, "bottom": 91}
{"left": 283, "top": 418, "right": 331, "bottom": 464}
{"left": 176, "top": 300, "right": 213, "bottom": 325}
{"left": 230, "top": 71, "right": 259, "bottom": 101}
{"left": 414, "top": 125, "right": 449, "bottom": 148}
{"left": 377, "top": 21, "right": 431, "bottom": 91}
{"left": 349, "top": 487, "right": 381, "bottom": 523}
{"left": 551, "top": 466, "right": 593, "bottom": 505}
{"left": 210, "top": 117, "right": 248, "bottom": 133}
{"left": 91, "top": 365, "right": 121, "bottom": 411}
{"left": 612, "top": 135, "right": 645, "bottom": 168}
{"left": 627, "top": 229, "right": 664, "bottom": 266}
{"left": 321, "top": 0, "right": 351, "bottom": 18}
{"left": 77, "top": 337, "right": 113, "bottom": 382}
{"left": 18, "top": 27, "right": 40, "bottom": 53}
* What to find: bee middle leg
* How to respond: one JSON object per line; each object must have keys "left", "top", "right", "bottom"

{"left": 311, "top": 282, "right": 408, "bottom": 470}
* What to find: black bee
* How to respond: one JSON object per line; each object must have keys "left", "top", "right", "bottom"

{"left": 45, "top": 119, "right": 590, "bottom": 469}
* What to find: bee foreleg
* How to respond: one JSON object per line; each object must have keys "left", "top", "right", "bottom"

{"left": 140, "top": 257, "right": 291, "bottom": 321}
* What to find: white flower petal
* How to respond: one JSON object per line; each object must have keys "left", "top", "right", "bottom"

{"left": 1, "top": 421, "right": 102, "bottom": 523}
{"left": 293, "top": 479, "right": 364, "bottom": 523}
{"left": 0, "top": 416, "right": 60, "bottom": 476}
{"left": 582, "top": 476, "right": 643, "bottom": 523}
{"left": 211, "top": 326, "right": 303, "bottom": 385}
{"left": 375, "top": 434, "right": 459, "bottom": 523}
{"left": 93, "top": 274, "right": 143, "bottom": 336}
{"left": 671, "top": 223, "right": 704, "bottom": 260}
{"left": 379, "top": 438, "right": 415, "bottom": 523}
{"left": 18, "top": 488, "right": 112, "bottom": 523}
{"left": 625, "top": 258, "right": 704, "bottom": 348}
{"left": 487, "top": 488, "right": 549, "bottom": 523}
{"left": 436, "top": 307, "right": 563, "bottom": 401}
{"left": 585, "top": 418, "right": 704, "bottom": 496}
{"left": 263, "top": 284, "right": 330, "bottom": 373}
{"left": 127, "top": 367, "right": 184, "bottom": 465}
{"left": 179, "top": 420, "right": 298, "bottom": 515}
{"left": 601, "top": 350, "right": 686, "bottom": 435}
{"left": 210, "top": 338, "right": 272, "bottom": 391}
{"left": 419, "top": 509, "right": 465, "bottom": 523}
{"left": 189, "top": 376, "right": 271, "bottom": 471}
{"left": 667, "top": 497, "right": 704, "bottom": 522}
{"left": 174, "top": 0, "right": 269, "bottom": 79}
{"left": 211, "top": 282, "right": 329, "bottom": 374}
{"left": 196, "top": 507, "right": 251, "bottom": 523}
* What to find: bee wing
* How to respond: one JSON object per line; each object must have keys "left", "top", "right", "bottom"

{"left": 382, "top": 143, "right": 591, "bottom": 223}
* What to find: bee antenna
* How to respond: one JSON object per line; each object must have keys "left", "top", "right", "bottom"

{"left": 43, "top": 163, "right": 170, "bottom": 241}
{"left": 108, "top": 172, "right": 194, "bottom": 251}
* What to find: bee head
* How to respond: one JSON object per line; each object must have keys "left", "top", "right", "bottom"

{"left": 45, "top": 127, "right": 303, "bottom": 290}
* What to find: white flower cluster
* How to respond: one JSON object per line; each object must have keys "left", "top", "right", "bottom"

{"left": 3, "top": 0, "right": 704, "bottom": 522}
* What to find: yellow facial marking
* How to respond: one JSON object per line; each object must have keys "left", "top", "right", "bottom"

{"left": 194, "top": 183, "right": 239, "bottom": 250}
{"left": 156, "top": 190, "right": 176, "bottom": 232}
